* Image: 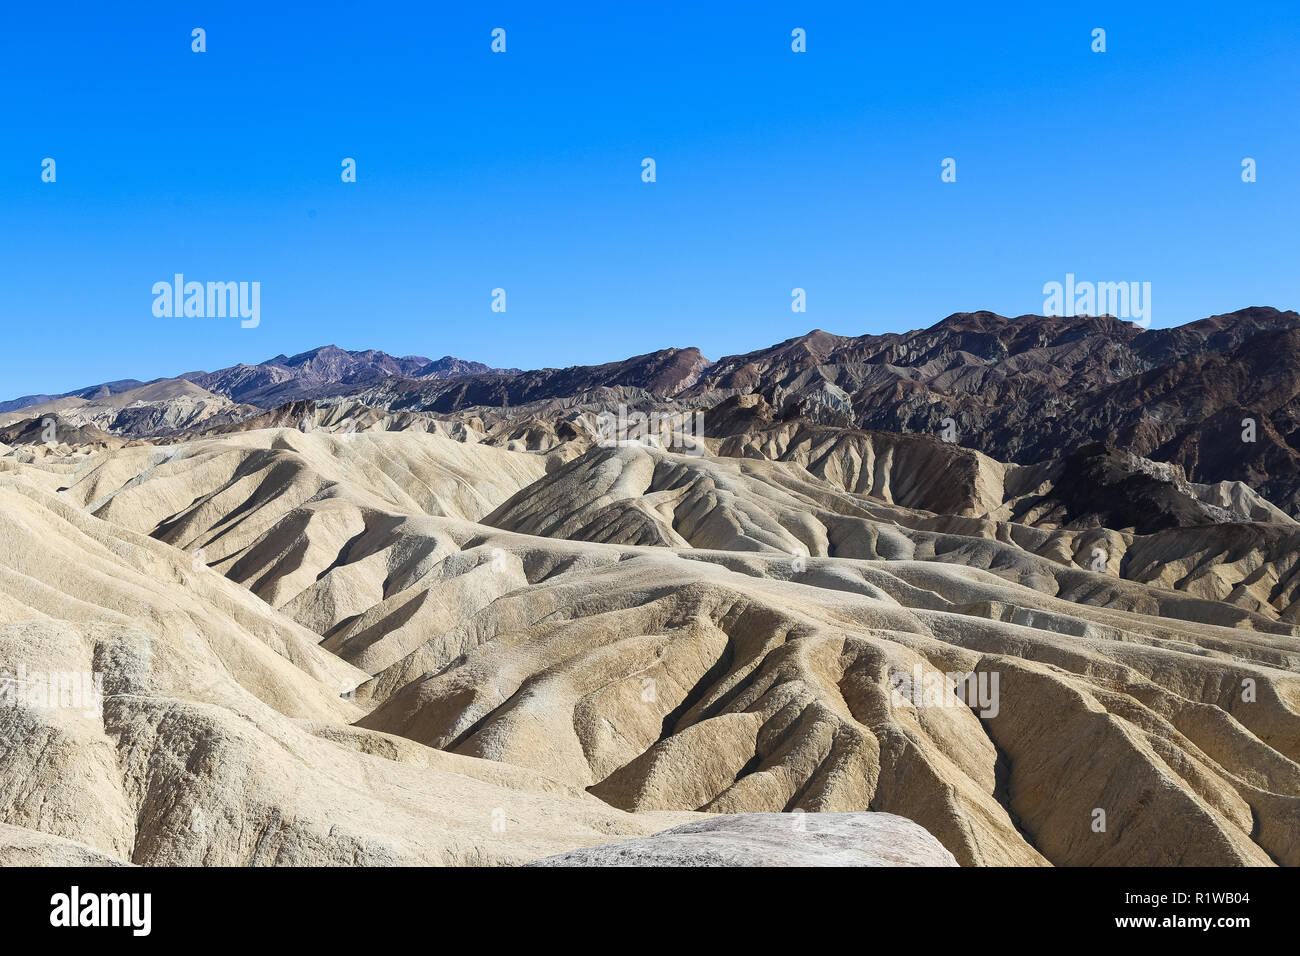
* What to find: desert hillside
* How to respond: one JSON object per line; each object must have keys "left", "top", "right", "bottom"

{"left": 3, "top": 313, "right": 1299, "bottom": 867}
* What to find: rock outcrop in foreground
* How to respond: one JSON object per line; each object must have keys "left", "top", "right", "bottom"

{"left": 529, "top": 812, "right": 957, "bottom": 866}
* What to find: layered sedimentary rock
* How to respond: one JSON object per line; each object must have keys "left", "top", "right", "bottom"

{"left": 3, "top": 310, "right": 1300, "bottom": 868}
{"left": 3, "top": 422, "right": 1294, "bottom": 867}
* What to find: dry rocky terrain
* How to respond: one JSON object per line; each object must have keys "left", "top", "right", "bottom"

{"left": 2, "top": 311, "right": 1298, "bottom": 866}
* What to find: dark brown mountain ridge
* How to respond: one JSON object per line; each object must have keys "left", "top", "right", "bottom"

{"left": 6, "top": 306, "right": 1299, "bottom": 512}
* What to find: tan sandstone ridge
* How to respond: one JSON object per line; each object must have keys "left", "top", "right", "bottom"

{"left": 0, "top": 379, "right": 257, "bottom": 438}
{"left": 1, "top": 425, "right": 1297, "bottom": 866}
{"left": 0, "top": 470, "right": 702, "bottom": 864}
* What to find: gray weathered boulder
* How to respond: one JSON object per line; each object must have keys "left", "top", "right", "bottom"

{"left": 528, "top": 812, "right": 958, "bottom": 867}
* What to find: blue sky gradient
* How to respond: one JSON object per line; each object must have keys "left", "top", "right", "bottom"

{"left": 2, "top": 1, "right": 1297, "bottom": 396}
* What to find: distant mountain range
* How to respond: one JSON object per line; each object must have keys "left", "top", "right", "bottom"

{"left": 5, "top": 306, "right": 1300, "bottom": 509}
{"left": 0, "top": 379, "right": 151, "bottom": 416}
{"left": 179, "top": 346, "right": 523, "bottom": 405}
{"left": 0, "top": 346, "right": 522, "bottom": 415}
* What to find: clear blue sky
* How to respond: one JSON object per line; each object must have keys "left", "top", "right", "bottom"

{"left": 1, "top": 1, "right": 1297, "bottom": 397}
